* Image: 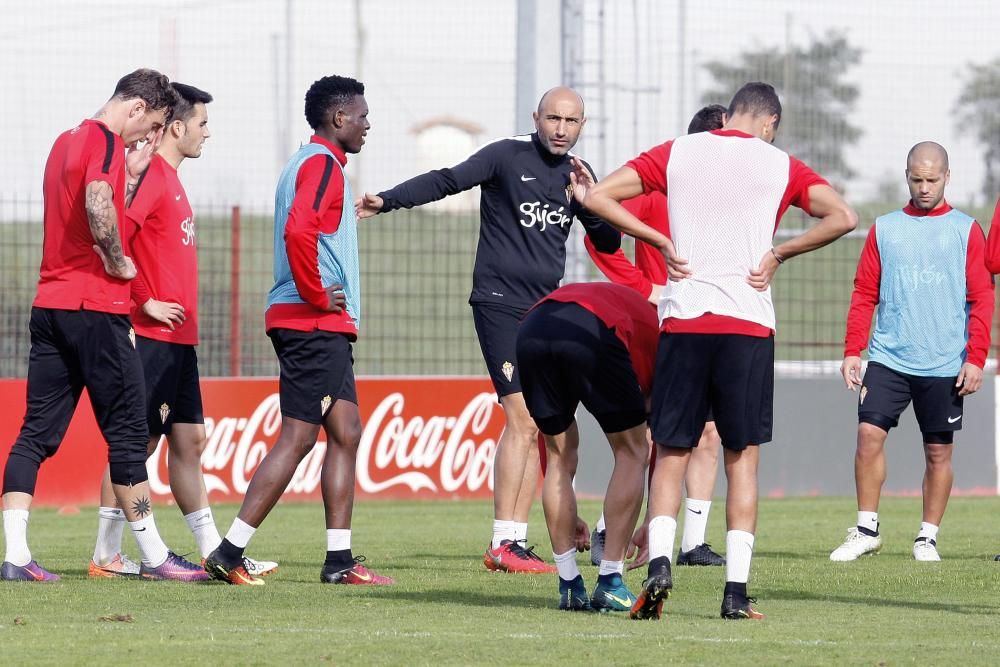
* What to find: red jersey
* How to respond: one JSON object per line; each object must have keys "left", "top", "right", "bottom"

{"left": 584, "top": 192, "right": 669, "bottom": 298}
{"left": 985, "top": 197, "right": 1000, "bottom": 274}
{"left": 127, "top": 154, "right": 199, "bottom": 345}
{"left": 627, "top": 129, "right": 828, "bottom": 337}
{"left": 265, "top": 135, "right": 355, "bottom": 335}
{"left": 538, "top": 282, "right": 660, "bottom": 396}
{"left": 34, "top": 119, "right": 133, "bottom": 314}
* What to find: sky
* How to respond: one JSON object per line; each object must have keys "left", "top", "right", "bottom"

{"left": 1, "top": 0, "right": 998, "bottom": 217}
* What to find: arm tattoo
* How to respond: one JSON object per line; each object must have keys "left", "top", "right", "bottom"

{"left": 130, "top": 496, "right": 152, "bottom": 518}
{"left": 125, "top": 179, "right": 139, "bottom": 207}
{"left": 85, "top": 181, "right": 126, "bottom": 270}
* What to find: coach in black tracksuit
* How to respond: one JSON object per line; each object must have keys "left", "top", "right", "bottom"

{"left": 357, "top": 86, "right": 619, "bottom": 573}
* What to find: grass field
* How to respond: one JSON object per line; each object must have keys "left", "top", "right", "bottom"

{"left": 4, "top": 496, "right": 1000, "bottom": 665}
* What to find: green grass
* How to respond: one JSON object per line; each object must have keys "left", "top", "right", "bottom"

{"left": 4, "top": 496, "right": 1000, "bottom": 665}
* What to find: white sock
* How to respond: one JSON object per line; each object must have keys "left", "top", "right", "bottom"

{"left": 224, "top": 517, "right": 257, "bottom": 549}
{"left": 681, "top": 498, "right": 712, "bottom": 552}
{"left": 184, "top": 508, "right": 222, "bottom": 559}
{"left": 598, "top": 559, "right": 624, "bottom": 576}
{"left": 512, "top": 522, "right": 528, "bottom": 545}
{"left": 595, "top": 514, "right": 606, "bottom": 532}
{"left": 647, "top": 515, "right": 677, "bottom": 562}
{"left": 917, "top": 522, "right": 939, "bottom": 542}
{"left": 2, "top": 509, "right": 31, "bottom": 566}
{"left": 858, "top": 510, "right": 879, "bottom": 534}
{"left": 129, "top": 516, "right": 169, "bottom": 568}
{"left": 93, "top": 507, "right": 125, "bottom": 565}
{"left": 327, "top": 529, "right": 351, "bottom": 552}
{"left": 554, "top": 548, "right": 580, "bottom": 581}
{"left": 491, "top": 520, "right": 516, "bottom": 549}
{"left": 725, "top": 530, "right": 755, "bottom": 584}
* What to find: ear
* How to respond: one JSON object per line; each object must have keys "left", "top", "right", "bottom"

{"left": 532, "top": 110, "right": 540, "bottom": 127}
{"left": 331, "top": 107, "right": 345, "bottom": 130}
{"left": 129, "top": 99, "right": 146, "bottom": 118}
{"left": 170, "top": 118, "right": 186, "bottom": 139}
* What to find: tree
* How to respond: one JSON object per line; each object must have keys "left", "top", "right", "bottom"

{"left": 954, "top": 59, "right": 1000, "bottom": 203}
{"left": 700, "top": 30, "right": 862, "bottom": 186}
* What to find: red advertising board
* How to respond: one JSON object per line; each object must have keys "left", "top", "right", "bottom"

{"left": 0, "top": 377, "right": 504, "bottom": 506}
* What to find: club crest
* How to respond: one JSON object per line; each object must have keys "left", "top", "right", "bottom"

{"left": 501, "top": 361, "right": 514, "bottom": 382}
{"left": 321, "top": 394, "right": 333, "bottom": 415}
{"left": 859, "top": 386, "right": 868, "bottom": 405}
{"left": 159, "top": 403, "right": 170, "bottom": 424}
{"left": 128, "top": 328, "right": 136, "bottom": 349}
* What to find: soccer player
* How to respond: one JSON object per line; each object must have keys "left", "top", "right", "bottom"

{"left": 87, "top": 83, "right": 277, "bottom": 579}
{"left": 517, "top": 281, "right": 657, "bottom": 611}
{"left": 1, "top": 69, "right": 207, "bottom": 582}
{"left": 205, "top": 75, "right": 392, "bottom": 586}
{"left": 585, "top": 104, "right": 728, "bottom": 570}
{"left": 583, "top": 82, "right": 857, "bottom": 620}
{"left": 831, "top": 142, "right": 992, "bottom": 563}
{"left": 356, "top": 87, "right": 620, "bottom": 574}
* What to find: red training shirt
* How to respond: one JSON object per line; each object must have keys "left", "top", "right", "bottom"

{"left": 584, "top": 192, "right": 669, "bottom": 298}
{"left": 34, "top": 119, "right": 133, "bottom": 314}
{"left": 265, "top": 135, "right": 356, "bottom": 337}
{"left": 626, "top": 129, "right": 828, "bottom": 337}
{"left": 843, "top": 201, "right": 993, "bottom": 368}
{"left": 985, "top": 197, "right": 1000, "bottom": 274}
{"left": 538, "top": 282, "right": 660, "bottom": 396}
{"left": 127, "top": 153, "right": 199, "bottom": 345}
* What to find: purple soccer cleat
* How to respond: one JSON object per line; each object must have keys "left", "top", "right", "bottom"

{"left": 1, "top": 560, "right": 61, "bottom": 582}
{"left": 139, "top": 551, "right": 210, "bottom": 582}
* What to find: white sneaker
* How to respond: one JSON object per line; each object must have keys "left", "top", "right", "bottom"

{"left": 830, "top": 527, "right": 882, "bottom": 561}
{"left": 913, "top": 537, "right": 941, "bottom": 561}
{"left": 244, "top": 556, "right": 279, "bottom": 577}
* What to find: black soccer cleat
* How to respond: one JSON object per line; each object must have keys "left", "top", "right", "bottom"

{"left": 677, "top": 543, "right": 726, "bottom": 566}
{"left": 629, "top": 558, "right": 672, "bottom": 620}
{"left": 721, "top": 593, "right": 764, "bottom": 620}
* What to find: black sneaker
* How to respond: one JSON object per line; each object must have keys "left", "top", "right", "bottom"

{"left": 590, "top": 528, "right": 606, "bottom": 566}
{"left": 720, "top": 592, "right": 764, "bottom": 620}
{"left": 629, "top": 557, "right": 672, "bottom": 620}
{"left": 559, "top": 574, "right": 592, "bottom": 611}
{"left": 677, "top": 543, "right": 726, "bottom": 566}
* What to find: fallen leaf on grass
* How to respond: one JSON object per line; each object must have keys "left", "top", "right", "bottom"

{"left": 13, "top": 617, "right": 25, "bottom": 626}
{"left": 98, "top": 614, "right": 134, "bottom": 623}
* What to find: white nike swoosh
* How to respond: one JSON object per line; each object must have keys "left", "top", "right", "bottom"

{"left": 175, "top": 194, "right": 182, "bottom": 200}
{"left": 948, "top": 415, "right": 962, "bottom": 423}
{"left": 520, "top": 175, "right": 536, "bottom": 181}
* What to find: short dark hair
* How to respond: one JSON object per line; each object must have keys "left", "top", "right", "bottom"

{"left": 687, "top": 104, "right": 727, "bottom": 134}
{"left": 727, "top": 82, "right": 782, "bottom": 130}
{"left": 113, "top": 68, "right": 177, "bottom": 113}
{"left": 169, "top": 82, "right": 213, "bottom": 123}
{"left": 304, "top": 75, "right": 365, "bottom": 130}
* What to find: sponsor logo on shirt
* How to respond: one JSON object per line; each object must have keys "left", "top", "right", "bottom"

{"left": 518, "top": 202, "right": 571, "bottom": 232}
{"left": 181, "top": 217, "right": 196, "bottom": 246}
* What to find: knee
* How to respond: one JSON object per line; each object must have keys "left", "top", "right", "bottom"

{"left": 856, "top": 424, "right": 887, "bottom": 458}
{"left": 924, "top": 444, "right": 953, "bottom": 469}
{"left": 328, "top": 420, "right": 362, "bottom": 452}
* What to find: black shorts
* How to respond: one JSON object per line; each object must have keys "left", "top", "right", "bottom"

{"left": 516, "top": 301, "right": 647, "bottom": 436}
{"left": 649, "top": 332, "right": 773, "bottom": 451}
{"left": 471, "top": 303, "right": 527, "bottom": 397}
{"left": 136, "top": 336, "right": 204, "bottom": 437}
{"left": 269, "top": 328, "right": 357, "bottom": 424}
{"left": 859, "top": 361, "right": 963, "bottom": 441}
{"left": 16, "top": 307, "right": 148, "bottom": 459}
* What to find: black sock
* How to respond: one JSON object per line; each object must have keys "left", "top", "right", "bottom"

{"left": 216, "top": 538, "right": 245, "bottom": 565}
{"left": 325, "top": 549, "right": 353, "bottom": 570}
{"left": 647, "top": 555, "right": 670, "bottom": 577}
{"left": 724, "top": 581, "right": 748, "bottom": 598}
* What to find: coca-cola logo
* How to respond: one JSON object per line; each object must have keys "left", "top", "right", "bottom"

{"left": 146, "top": 391, "right": 500, "bottom": 498}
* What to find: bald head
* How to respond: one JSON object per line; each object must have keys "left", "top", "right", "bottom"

{"left": 905, "top": 141, "right": 950, "bottom": 211}
{"left": 533, "top": 86, "right": 586, "bottom": 156}
{"left": 907, "top": 141, "right": 949, "bottom": 171}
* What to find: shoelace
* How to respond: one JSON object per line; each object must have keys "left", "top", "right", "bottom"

{"left": 510, "top": 542, "right": 545, "bottom": 562}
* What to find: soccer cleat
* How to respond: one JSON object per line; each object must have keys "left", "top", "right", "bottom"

{"left": 629, "top": 559, "right": 672, "bottom": 620}
{"left": 140, "top": 551, "right": 210, "bottom": 582}
{"left": 1, "top": 560, "right": 60, "bottom": 582}
{"left": 204, "top": 551, "right": 264, "bottom": 586}
{"left": 912, "top": 537, "right": 941, "bottom": 561}
{"left": 320, "top": 556, "right": 394, "bottom": 585}
{"left": 676, "top": 543, "right": 726, "bottom": 566}
{"left": 88, "top": 552, "right": 141, "bottom": 578}
{"left": 829, "top": 526, "right": 882, "bottom": 561}
{"left": 483, "top": 540, "right": 558, "bottom": 574}
{"left": 202, "top": 555, "right": 278, "bottom": 578}
{"left": 590, "top": 527, "right": 606, "bottom": 567}
{"left": 591, "top": 573, "right": 637, "bottom": 612}
{"left": 721, "top": 593, "right": 765, "bottom": 620}
{"left": 559, "top": 574, "right": 592, "bottom": 611}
